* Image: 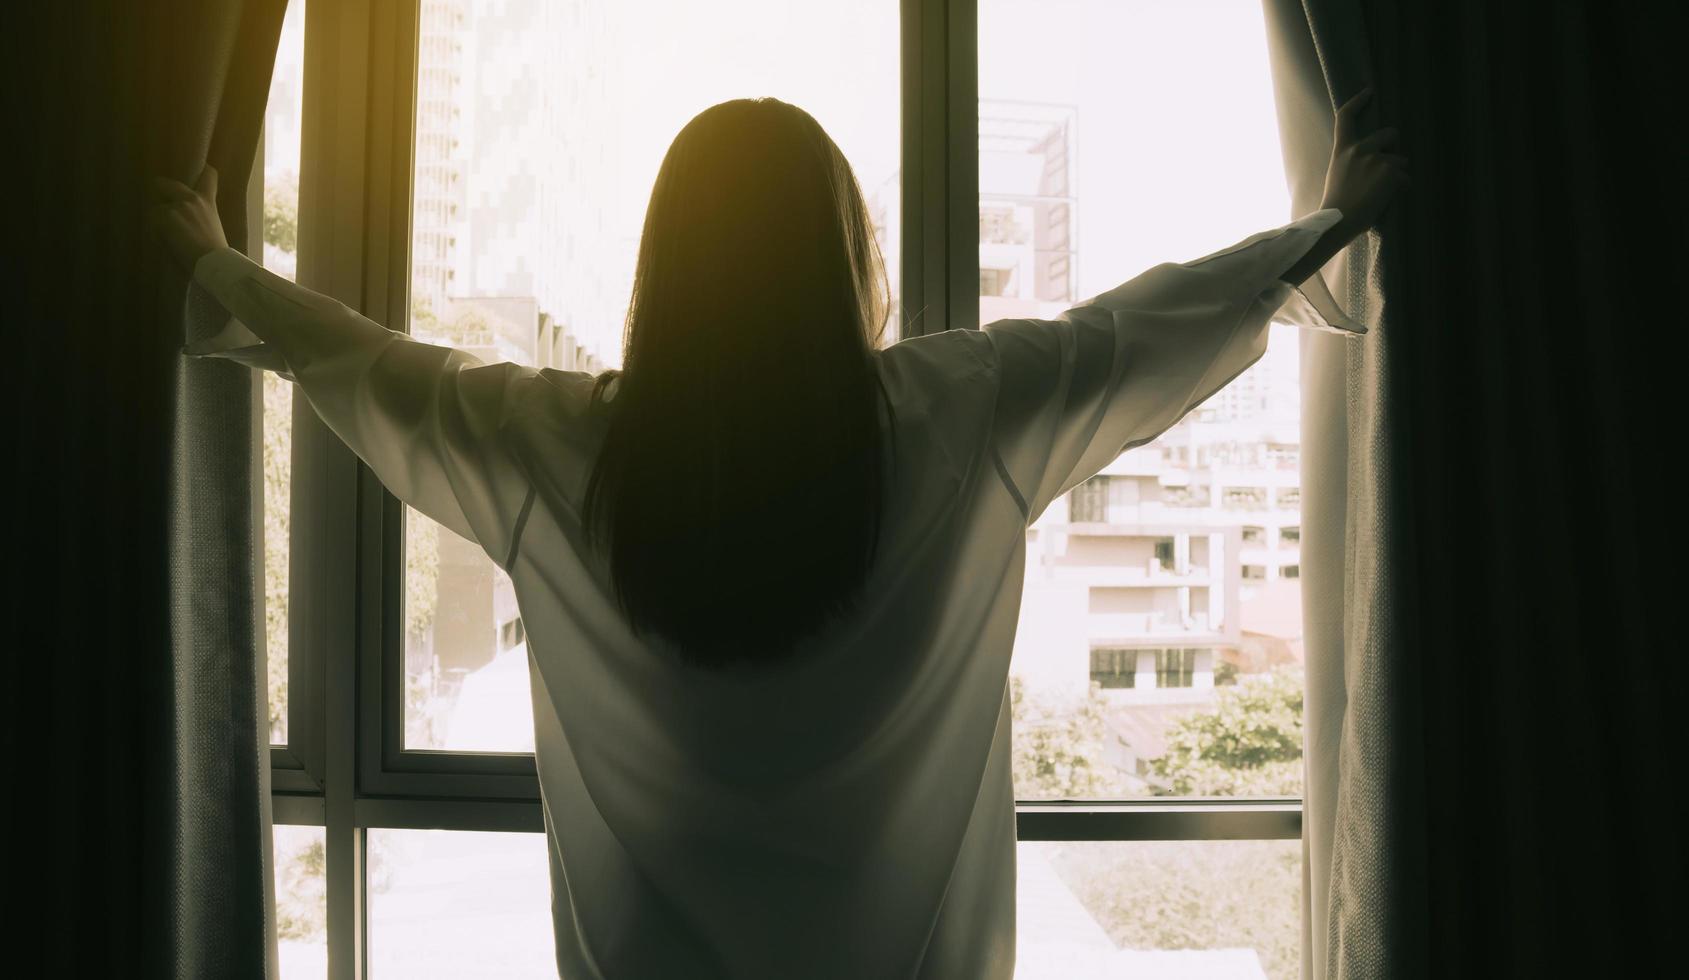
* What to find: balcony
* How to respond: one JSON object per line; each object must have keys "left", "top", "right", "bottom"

{"left": 1084, "top": 612, "right": 1224, "bottom": 644}
{"left": 1047, "top": 563, "right": 1213, "bottom": 588}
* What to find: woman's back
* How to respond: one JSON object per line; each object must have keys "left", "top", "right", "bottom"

{"left": 506, "top": 327, "right": 1022, "bottom": 977}
{"left": 483, "top": 209, "right": 1352, "bottom": 975}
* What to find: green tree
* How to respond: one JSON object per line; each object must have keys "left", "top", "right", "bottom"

{"left": 263, "top": 171, "right": 298, "bottom": 253}
{"left": 410, "top": 296, "right": 492, "bottom": 348}
{"left": 1149, "top": 666, "right": 1304, "bottom": 796}
{"left": 275, "top": 833, "right": 325, "bottom": 942}
{"left": 1010, "top": 676, "right": 1134, "bottom": 799}
{"left": 411, "top": 295, "right": 442, "bottom": 336}
{"left": 402, "top": 508, "right": 442, "bottom": 747}
{"left": 405, "top": 508, "right": 440, "bottom": 638}
{"left": 262, "top": 371, "right": 292, "bottom": 739}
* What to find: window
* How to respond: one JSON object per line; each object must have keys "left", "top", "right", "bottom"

{"left": 271, "top": 1, "right": 1302, "bottom": 975}
{"left": 1068, "top": 475, "right": 1110, "bottom": 523}
{"left": 990, "top": 0, "right": 1304, "bottom": 964}
{"left": 273, "top": 824, "right": 326, "bottom": 977}
{"left": 1283, "top": 565, "right": 1300, "bottom": 580}
{"left": 398, "top": 0, "right": 900, "bottom": 753}
{"left": 366, "top": 830, "right": 554, "bottom": 975}
{"left": 497, "top": 616, "right": 525, "bottom": 652}
{"left": 980, "top": 266, "right": 1015, "bottom": 296}
{"left": 260, "top": 8, "right": 327, "bottom": 974}
{"left": 1155, "top": 648, "right": 1198, "bottom": 688}
{"left": 261, "top": 0, "right": 305, "bottom": 748}
{"left": 1018, "top": 840, "right": 1301, "bottom": 978}
{"left": 1090, "top": 647, "right": 1139, "bottom": 688}
{"left": 1224, "top": 485, "right": 1269, "bottom": 508}
{"left": 1280, "top": 525, "right": 1300, "bottom": 544}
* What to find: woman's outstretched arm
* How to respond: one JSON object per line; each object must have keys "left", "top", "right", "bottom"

{"left": 979, "top": 88, "right": 1406, "bottom": 524}
{"left": 153, "top": 165, "right": 543, "bottom": 567}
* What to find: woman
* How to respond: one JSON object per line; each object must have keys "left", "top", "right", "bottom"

{"left": 155, "top": 92, "right": 1402, "bottom": 978}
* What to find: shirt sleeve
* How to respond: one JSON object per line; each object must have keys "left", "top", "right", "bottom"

{"left": 982, "top": 207, "right": 1363, "bottom": 524}
{"left": 182, "top": 246, "right": 543, "bottom": 566}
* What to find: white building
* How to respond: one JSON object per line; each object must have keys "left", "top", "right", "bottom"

{"left": 979, "top": 99, "right": 1078, "bottom": 327}
{"left": 976, "top": 98, "right": 1308, "bottom": 795}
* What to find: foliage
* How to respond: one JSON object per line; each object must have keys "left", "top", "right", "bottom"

{"left": 1010, "top": 677, "right": 1134, "bottom": 799}
{"left": 275, "top": 833, "right": 325, "bottom": 942}
{"left": 263, "top": 171, "right": 298, "bottom": 254}
{"left": 1010, "top": 669, "right": 1307, "bottom": 978}
{"left": 1149, "top": 666, "right": 1304, "bottom": 796}
{"left": 262, "top": 358, "right": 292, "bottom": 739}
{"left": 411, "top": 296, "right": 494, "bottom": 347}
{"left": 405, "top": 508, "right": 441, "bottom": 638}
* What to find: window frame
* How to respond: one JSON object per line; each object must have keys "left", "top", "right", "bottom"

{"left": 254, "top": 96, "right": 323, "bottom": 796}
{"left": 270, "top": 2, "right": 1302, "bottom": 976}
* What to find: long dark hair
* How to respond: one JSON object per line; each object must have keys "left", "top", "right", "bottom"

{"left": 582, "top": 98, "right": 893, "bottom": 668}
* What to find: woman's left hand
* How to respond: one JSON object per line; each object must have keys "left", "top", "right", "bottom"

{"left": 151, "top": 164, "right": 229, "bottom": 271}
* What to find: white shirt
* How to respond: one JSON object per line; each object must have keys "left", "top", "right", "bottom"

{"left": 188, "top": 208, "right": 1358, "bottom": 979}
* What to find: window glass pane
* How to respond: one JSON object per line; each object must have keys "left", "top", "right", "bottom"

{"left": 985, "top": 0, "right": 1306, "bottom": 800}
{"left": 402, "top": 0, "right": 900, "bottom": 750}
{"left": 364, "top": 832, "right": 1297, "bottom": 979}
{"left": 274, "top": 824, "right": 327, "bottom": 979}
{"left": 262, "top": 0, "right": 305, "bottom": 744}
{"left": 367, "top": 829, "right": 554, "bottom": 977}
{"left": 1016, "top": 839, "right": 1300, "bottom": 980}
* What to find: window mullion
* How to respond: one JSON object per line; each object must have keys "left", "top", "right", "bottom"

{"left": 944, "top": 0, "right": 979, "bottom": 332}
{"left": 901, "top": 0, "right": 979, "bottom": 339}
{"left": 293, "top": 0, "right": 394, "bottom": 975}
{"left": 903, "top": 0, "right": 941, "bottom": 337}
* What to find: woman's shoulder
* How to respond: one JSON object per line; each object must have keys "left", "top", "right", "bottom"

{"left": 872, "top": 329, "right": 1005, "bottom": 488}
{"left": 874, "top": 327, "right": 998, "bottom": 401}
{"left": 515, "top": 368, "right": 616, "bottom": 421}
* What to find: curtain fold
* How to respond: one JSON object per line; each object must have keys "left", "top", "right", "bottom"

{"left": 1264, "top": 1, "right": 1683, "bottom": 976}
{"left": 173, "top": 1, "right": 289, "bottom": 976}
{"left": 6, "top": 1, "right": 287, "bottom": 975}
{"left": 1263, "top": 3, "right": 1407, "bottom": 977}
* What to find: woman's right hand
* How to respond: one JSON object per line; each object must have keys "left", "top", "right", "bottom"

{"left": 151, "top": 165, "right": 230, "bottom": 272}
{"left": 1319, "top": 88, "right": 1410, "bottom": 232}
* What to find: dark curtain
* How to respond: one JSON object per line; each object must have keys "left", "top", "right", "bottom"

{"left": 5, "top": 0, "right": 287, "bottom": 975}
{"left": 1267, "top": 0, "right": 1685, "bottom": 976}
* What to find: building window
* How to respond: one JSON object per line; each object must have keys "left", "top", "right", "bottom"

{"left": 1155, "top": 648, "right": 1198, "bottom": 688}
{"left": 1068, "top": 476, "right": 1110, "bottom": 523}
{"left": 1154, "top": 538, "right": 1175, "bottom": 571}
{"left": 1280, "top": 526, "right": 1300, "bottom": 544}
{"left": 1223, "top": 486, "right": 1267, "bottom": 508}
{"left": 979, "top": 205, "right": 1024, "bottom": 244}
{"left": 1090, "top": 647, "right": 1138, "bottom": 688}
{"left": 1242, "top": 564, "right": 1266, "bottom": 580}
{"left": 980, "top": 266, "right": 1014, "bottom": 296}
{"left": 1283, "top": 565, "right": 1300, "bottom": 580}
{"left": 1242, "top": 525, "right": 1265, "bottom": 545}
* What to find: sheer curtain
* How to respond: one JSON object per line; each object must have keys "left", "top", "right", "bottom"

{"left": 6, "top": 1, "right": 287, "bottom": 975}
{"left": 1263, "top": 1, "right": 1682, "bottom": 976}
{"left": 1262, "top": 3, "right": 1402, "bottom": 976}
